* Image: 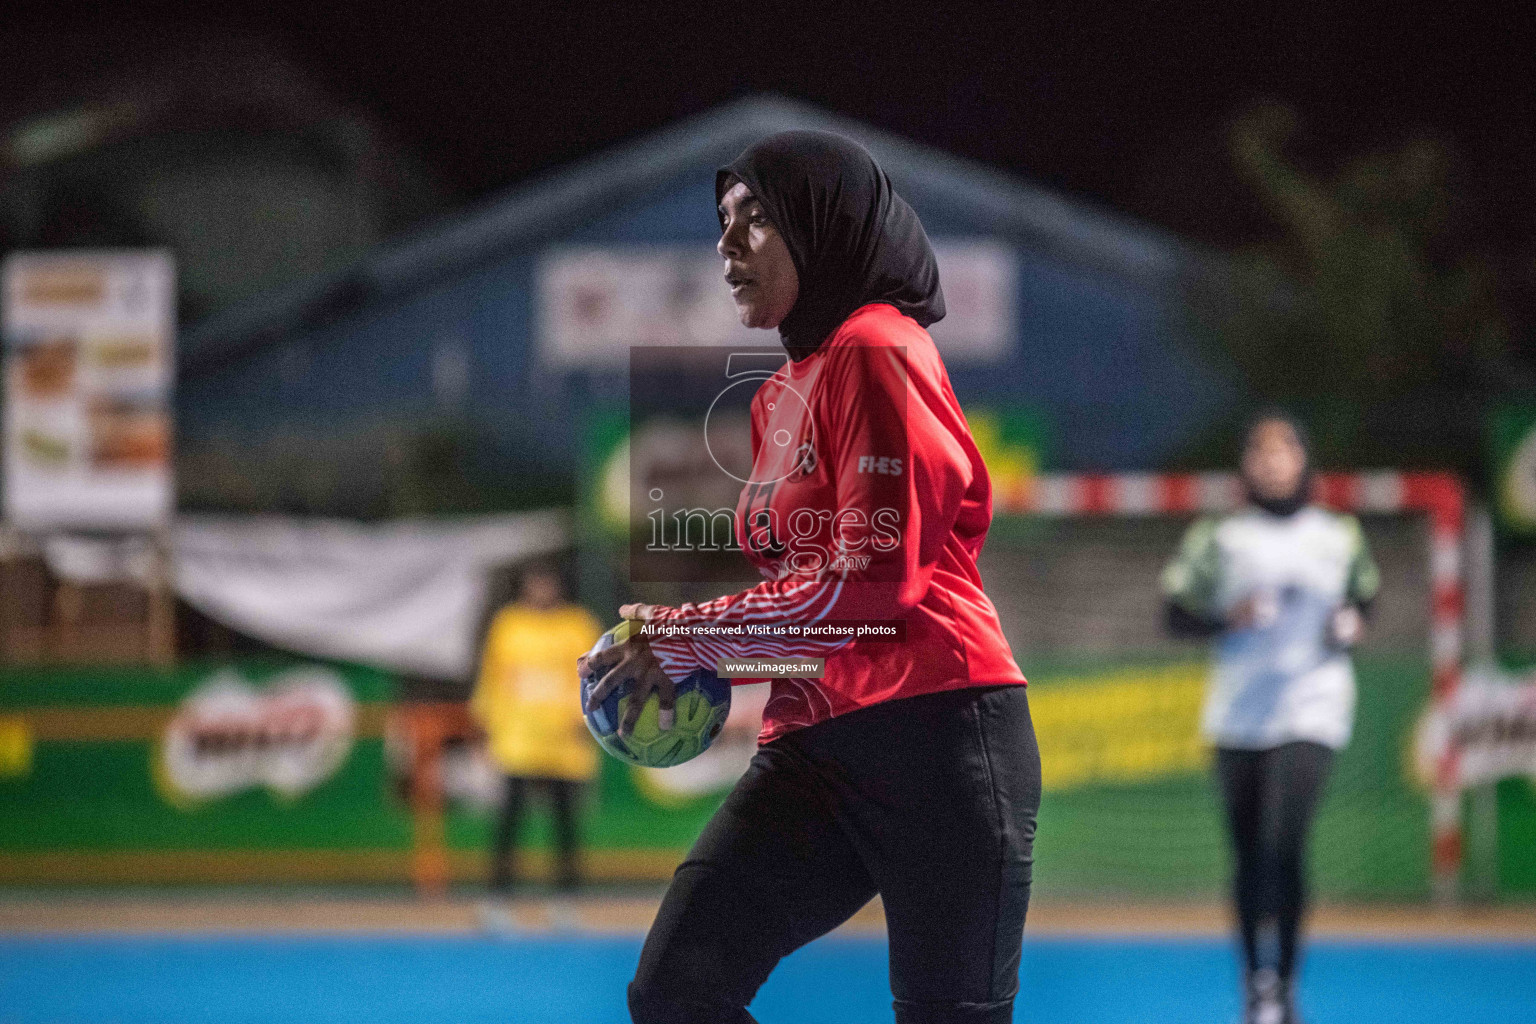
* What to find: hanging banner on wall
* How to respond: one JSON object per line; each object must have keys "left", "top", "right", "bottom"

{"left": 171, "top": 510, "right": 568, "bottom": 681}
{"left": 538, "top": 240, "right": 1016, "bottom": 367}
{"left": 1, "top": 250, "right": 175, "bottom": 530}
{"left": 1414, "top": 664, "right": 1536, "bottom": 790}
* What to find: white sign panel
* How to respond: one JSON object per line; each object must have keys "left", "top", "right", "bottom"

{"left": 2, "top": 250, "right": 174, "bottom": 529}
{"left": 538, "top": 240, "right": 1016, "bottom": 367}
{"left": 1415, "top": 665, "right": 1536, "bottom": 790}
{"left": 925, "top": 241, "right": 1018, "bottom": 361}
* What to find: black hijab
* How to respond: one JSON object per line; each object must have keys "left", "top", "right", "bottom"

{"left": 1242, "top": 409, "right": 1314, "bottom": 517}
{"left": 717, "top": 130, "right": 945, "bottom": 361}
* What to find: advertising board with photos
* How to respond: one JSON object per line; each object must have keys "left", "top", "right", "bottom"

{"left": 2, "top": 251, "right": 174, "bottom": 531}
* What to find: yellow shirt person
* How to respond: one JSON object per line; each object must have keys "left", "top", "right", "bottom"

{"left": 471, "top": 596, "right": 603, "bottom": 783}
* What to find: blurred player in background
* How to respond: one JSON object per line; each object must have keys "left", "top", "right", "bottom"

{"left": 583, "top": 131, "right": 1039, "bottom": 1024}
{"left": 472, "top": 562, "right": 602, "bottom": 894}
{"left": 1163, "top": 412, "right": 1380, "bottom": 1024}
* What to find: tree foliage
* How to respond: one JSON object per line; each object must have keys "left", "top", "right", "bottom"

{"left": 1197, "top": 102, "right": 1513, "bottom": 473}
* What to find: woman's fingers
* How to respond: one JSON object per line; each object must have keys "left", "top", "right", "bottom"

{"left": 1228, "top": 597, "right": 1255, "bottom": 628}
{"left": 618, "top": 655, "right": 676, "bottom": 737}
{"left": 619, "top": 603, "right": 659, "bottom": 621}
{"left": 619, "top": 675, "right": 651, "bottom": 736}
{"left": 655, "top": 675, "right": 677, "bottom": 732}
{"left": 584, "top": 634, "right": 676, "bottom": 735}
{"left": 583, "top": 642, "right": 625, "bottom": 679}
{"left": 1330, "top": 604, "right": 1364, "bottom": 647}
{"left": 589, "top": 669, "right": 633, "bottom": 716}
{"left": 585, "top": 650, "right": 636, "bottom": 712}
{"left": 581, "top": 670, "right": 609, "bottom": 713}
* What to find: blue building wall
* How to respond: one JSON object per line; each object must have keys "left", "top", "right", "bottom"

{"left": 178, "top": 137, "right": 1237, "bottom": 480}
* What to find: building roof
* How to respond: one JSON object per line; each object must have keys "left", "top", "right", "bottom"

{"left": 183, "top": 94, "right": 1196, "bottom": 375}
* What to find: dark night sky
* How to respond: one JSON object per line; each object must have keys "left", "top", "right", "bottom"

{"left": 274, "top": 4, "right": 1533, "bottom": 249}
{"left": 6, "top": 3, "right": 1535, "bottom": 264}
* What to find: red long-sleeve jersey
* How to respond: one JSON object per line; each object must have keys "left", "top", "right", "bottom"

{"left": 648, "top": 302, "right": 1026, "bottom": 742}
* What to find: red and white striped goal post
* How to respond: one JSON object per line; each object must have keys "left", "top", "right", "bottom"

{"left": 996, "top": 470, "right": 1467, "bottom": 901}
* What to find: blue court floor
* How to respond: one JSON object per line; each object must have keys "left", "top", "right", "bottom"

{"left": 2, "top": 933, "right": 1532, "bottom": 1023}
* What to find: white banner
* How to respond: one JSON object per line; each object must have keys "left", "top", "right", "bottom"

{"left": 1415, "top": 665, "right": 1536, "bottom": 790}
{"left": 538, "top": 240, "right": 1016, "bottom": 367}
{"left": 2, "top": 250, "right": 175, "bottom": 529}
{"left": 31, "top": 511, "right": 568, "bottom": 680}
{"left": 170, "top": 511, "right": 568, "bottom": 681}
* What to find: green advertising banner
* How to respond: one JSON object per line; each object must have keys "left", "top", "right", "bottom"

{"left": 0, "top": 661, "right": 405, "bottom": 883}
{"left": 0, "top": 658, "right": 742, "bottom": 886}
{"left": 2, "top": 653, "right": 1528, "bottom": 898}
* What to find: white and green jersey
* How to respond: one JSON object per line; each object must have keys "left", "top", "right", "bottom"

{"left": 1163, "top": 505, "right": 1380, "bottom": 750}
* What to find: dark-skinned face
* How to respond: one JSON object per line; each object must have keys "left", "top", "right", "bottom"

{"left": 520, "top": 572, "right": 561, "bottom": 610}
{"left": 717, "top": 181, "right": 800, "bottom": 330}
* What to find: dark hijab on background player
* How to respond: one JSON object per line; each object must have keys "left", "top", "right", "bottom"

{"left": 717, "top": 130, "right": 945, "bottom": 361}
{"left": 1241, "top": 409, "right": 1313, "bottom": 517}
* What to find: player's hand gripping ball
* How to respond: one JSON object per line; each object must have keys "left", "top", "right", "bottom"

{"left": 579, "top": 619, "right": 731, "bottom": 768}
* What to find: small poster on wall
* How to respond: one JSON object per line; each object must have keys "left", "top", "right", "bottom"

{"left": 537, "top": 240, "right": 1016, "bottom": 367}
{"left": 1, "top": 251, "right": 174, "bottom": 530}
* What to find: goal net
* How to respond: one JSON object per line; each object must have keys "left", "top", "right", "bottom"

{"left": 977, "top": 471, "right": 1464, "bottom": 903}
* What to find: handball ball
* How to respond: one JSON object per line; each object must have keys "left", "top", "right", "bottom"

{"left": 580, "top": 619, "right": 731, "bottom": 768}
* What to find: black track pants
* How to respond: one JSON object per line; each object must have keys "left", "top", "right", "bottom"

{"left": 629, "top": 684, "right": 1041, "bottom": 1024}
{"left": 1215, "top": 741, "right": 1335, "bottom": 982}
{"left": 489, "top": 775, "right": 582, "bottom": 892}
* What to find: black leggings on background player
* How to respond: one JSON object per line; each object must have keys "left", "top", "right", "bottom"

{"left": 1215, "top": 743, "right": 1334, "bottom": 999}
{"left": 628, "top": 685, "right": 1041, "bottom": 1024}
{"left": 1164, "top": 412, "right": 1373, "bottom": 1024}
{"left": 489, "top": 775, "right": 582, "bottom": 892}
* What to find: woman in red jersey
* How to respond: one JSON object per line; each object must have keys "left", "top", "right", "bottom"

{"left": 583, "top": 130, "right": 1040, "bottom": 1024}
